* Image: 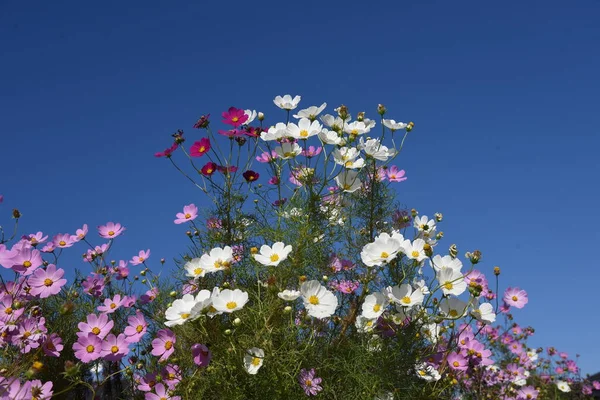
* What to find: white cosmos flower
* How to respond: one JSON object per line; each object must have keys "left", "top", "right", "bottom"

{"left": 383, "top": 119, "right": 408, "bottom": 131}
{"left": 320, "top": 114, "right": 349, "bottom": 129}
{"left": 355, "top": 315, "right": 376, "bottom": 333}
{"left": 243, "top": 347, "right": 264, "bottom": 375}
{"left": 165, "top": 294, "right": 197, "bottom": 327}
{"left": 415, "top": 363, "right": 441, "bottom": 382}
{"left": 413, "top": 278, "right": 430, "bottom": 294}
{"left": 430, "top": 255, "right": 463, "bottom": 273}
{"left": 421, "top": 323, "right": 441, "bottom": 344}
{"left": 287, "top": 118, "right": 322, "bottom": 140}
{"left": 300, "top": 280, "right": 338, "bottom": 319}
{"left": 363, "top": 118, "right": 377, "bottom": 129}
{"left": 212, "top": 289, "right": 248, "bottom": 313}
{"left": 343, "top": 121, "right": 371, "bottom": 136}
{"left": 261, "top": 122, "right": 288, "bottom": 141}
{"left": 361, "top": 233, "right": 403, "bottom": 267}
{"left": 190, "top": 289, "right": 212, "bottom": 317}
{"left": 556, "top": 380, "right": 571, "bottom": 393}
{"left": 184, "top": 258, "right": 206, "bottom": 279}
{"left": 253, "top": 242, "right": 292, "bottom": 266}
{"left": 333, "top": 147, "right": 365, "bottom": 169}
{"left": 401, "top": 238, "right": 428, "bottom": 262}
{"left": 471, "top": 302, "right": 496, "bottom": 324}
{"left": 274, "top": 94, "right": 301, "bottom": 110}
{"left": 293, "top": 102, "right": 327, "bottom": 120}
{"left": 361, "top": 292, "right": 387, "bottom": 319}
{"left": 274, "top": 142, "right": 302, "bottom": 159}
{"left": 200, "top": 246, "right": 234, "bottom": 274}
{"left": 335, "top": 170, "right": 362, "bottom": 193}
{"left": 439, "top": 297, "right": 468, "bottom": 319}
{"left": 318, "top": 128, "right": 344, "bottom": 145}
{"left": 206, "top": 287, "right": 222, "bottom": 318}
{"left": 374, "top": 392, "right": 394, "bottom": 400}
{"left": 358, "top": 137, "right": 396, "bottom": 161}
{"left": 387, "top": 284, "right": 424, "bottom": 309}
{"left": 414, "top": 215, "right": 436, "bottom": 232}
{"left": 277, "top": 289, "right": 301, "bottom": 301}
{"left": 437, "top": 268, "right": 467, "bottom": 296}
{"left": 244, "top": 109, "right": 257, "bottom": 125}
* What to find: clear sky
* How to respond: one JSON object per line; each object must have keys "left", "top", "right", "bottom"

{"left": 1, "top": 0, "right": 599, "bottom": 375}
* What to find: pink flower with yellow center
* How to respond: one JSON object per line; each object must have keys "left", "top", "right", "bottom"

{"left": 98, "top": 222, "right": 125, "bottom": 239}
{"left": 174, "top": 204, "right": 198, "bottom": 224}
{"left": 221, "top": 107, "right": 248, "bottom": 128}
{"left": 190, "top": 138, "right": 211, "bottom": 157}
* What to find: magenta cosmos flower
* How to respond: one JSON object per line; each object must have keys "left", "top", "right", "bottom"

{"left": 201, "top": 162, "right": 217, "bottom": 176}
{"left": 77, "top": 313, "right": 114, "bottom": 340}
{"left": 221, "top": 107, "right": 248, "bottom": 128}
{"left": 130, "top": 249, "right": 150, "bottom": 266}
{"left": 124, "top": 311, "right": 148, "bottom": 344}
{"left": 298, "top": 368, "right": 323, "bottom": 396}
{"left": 193, "top": 114, "right": 210, "bottom": 129}
{"left": 174, "top": 204, "right": 198, "bottom": 224}
{"left": 151, "top": 329, "right": 176, "bottom": 362}
{"left": 190, "top": 138, "right": 211, "bottom": 157}
{"left": 192, "top": 343, "right": 212, "bottom": 367}
{"left": 155, "top": 143, "right": 178, "bottom": 158}
{"left": 503, "top": 287, "right": 528, "bottom": 309}
{"left": 98, "top": 294, "right": 126, "bottom": 314}
{"left": 28, "top": 264, "right": 67, "bottom": 298}
{"left": 101, "top": 333, "right": 130, "bottom": 362}
{"left": 98, "top": 222, "right": 125, "bottom": 239}
{"left": 386, "top": 166, "right": 407, "bottom": 182}
{"left": 73, "top": 333, "right": 103, "bottom": 362}
{"left": 145, "top": 383, "right": 180, "bottom": 400}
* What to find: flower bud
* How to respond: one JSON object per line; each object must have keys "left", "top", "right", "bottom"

{"left": 160, "top": 258, "right": 165, "bottom": 264}
{"left": 12, "top": 208, "right": 21, "bottom": 219}
{"left": 435, "top": 232, "right": 444, "bottom": 240}
{"left": 336, "top": 105, "right": 348, "bottom": 120}
{"left": 411, "top": 208, "right": 418, "bottom": 218}
{"left": 493, "top": 266, "right": 501, "bottom": 276}
{"left": 449, "top": 244, "right": 458, "bottom": 258}
{"left": 283, "top": 306, "right": 292, "bottom": 313}
{"left": 186, "top": 231, "right": 192, "bottom": 237}
{"left": 169, "top": 291, "right": 178, "bottom": 298}
{"left": 406, "top": 121, "right": 415, "bottom": 132}
{"left": 423, "top": 243, "right": 433, "bottom": 257}
{"left": 377, "top": 104, "right": 386, "bottom": 116}
{"left": 233, "top": 318, "right": 241, "bottom": 326}
{"left": 250, "top": 247, "right": 258, "bottom": 255}
{"left": 32, "top": 361, "right": 44, "bottom": 371}
{"left": 434, "top": 213, "right": 443, "bottom": 222}
{"left": 172, "top": 129, "right": 185, "bottom": 144}
{"left": 299, "top": 275, "right": 307, "bottom": 283}
{"left": 258, "top": 112, "right": 265, "bottom": 121}
{"left": 356, "top": 112, "right": 365, "bottom": 121}
{"left": 141, "top": 279, "right": 147, "bottom": 284}
{"left": 468, "top": 250, "right": 482, "bottom": 264}
{"left": 322, "top": 275, "right": 328, "bottom": 282}
{"left": 140, "top": 270, "right": 146, "bottom": 276}
{"left": 224, "top": 329, "right": 232, "bottom": 336}
{"left": 235, "top": 136, "right": 247, "bottom": 146}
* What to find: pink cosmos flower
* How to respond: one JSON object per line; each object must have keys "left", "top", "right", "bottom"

{"left": 217, "top": 128, "right": 244, "bottom": 138}
{"left": 140, "top": 287, "right": 159, "bottom": 304}
{"left": 72, "top": 224, "right": 88, "bottom": 241}
{"left": 517, "top": 385, "right": 539, "bottom": 399}
{"left": 151, "top": 329, "right": 176, "bottom": 362}
{"left": 114, "top": 262, "right": 130, "bottom": 280}
{"left": 27, "top": 232, "right": 48, "bottom": 246}
{"left": 130, "top": 249, "right": 150, "bottom": 266}
{"left": 40, "top": 242, "right": 55, "bottom": 253}
{"left": 101, "top": 333, "right": 129, "bottom": 362}
{"left": 190, "top": 138, "right": 211, "bottom": 157}
{"left": 268, "top": 176, "right": 280, "bottom": 185}
{"left": 98, "top": 222, "right": 125, "bottom": 239}
{"left": 53, "top": 233, "right": 75, "bottom": 248}
{"left": 124, "top": 311, "right": 147, "bottom": 344}
{"left": 222, "top": 107, "right": 248, "bottom": 128}
{"left": 82, "top": 273, "right": 105, "bottom": 297}
{"left": 155, "top": 143, "right": 178, "bottom": 158}
{"left": 192, "top": 343, "right": 211, "bottom": 367}
{"left": 145, "top": 383, "right": 181, "bottom": 400}
{"left": 0, "top": 244, "right": 17, "bottom": 269}
{"left": 28, "top": 264, "right": 67, "bottom": 298}
{"left": 174, "top": 204, "right": 198, "bottom": 224}
{"left": 330, "top": 279, "right": 360, "bottom": 294}
{"left": 43, "top": 333, "right": 63, "bottom": 357}
{"left": 386, "top": 166, "right": 407, "bottom": 182}
{"left": 206, "top": 217, "right": 222, "bottom": 229}
{"left": 161, "top": 364, "right": 182, "bottom": 389}
{"left": 298, "top": 368, "right": 323, "bottom": 396}
{"left": 447, "top": 352, "right": 468, "bottom": 372}
{"left": 592, "top": 381, "right": 600, "bottom": 390}
{"left": 77, "top": 313, "right": 114, "bottom": 340}
{"left": 256, "top": 150, "right": 278, "bottom": 163}
{"left": 73, "top": 333, "right": 103, "bottom": 363}
{"left": 22, "top": 380, "right": 53, "bottom": 400}
{"left": 301, "top": 146, "right": 322, "bottom": 158}
{"left": 200, "top": 162, "right": 217, "bottom": 176}
{"left": 11, "top": 248, "right": 43, "bottom": 276}
{"left": 98, "top": 294, "right": 126, "bottom": 314}
{"left": 193, "top": 114, "right": 210, "bottom": 129}
{"left": 503, "top": 287, "right": 528, "bottom": 309}
{"left": 137, "top": 372, "right": 158, "bottom": 392}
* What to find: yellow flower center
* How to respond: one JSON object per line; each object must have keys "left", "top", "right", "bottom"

{"left": 449, "top": 310, "right": 458, "bottom": 317}
{"left": 194, "top": 268, "right": 203, "bottom": 275}
{"left": 23, "top": 331, "right": 31, "bottom": 339}
{"left": 345, "top": 161, "right": 354, "bottom": 167}
{"left": 444, "top": 282, "right": 453, "bottom": 290}
{"left": 139, "top": 257, "right": 145, "bottom": 262}
{"left": 284, "top": 152, "right": 295, "bottom": 158}
{"left": 380, "top": 251, "right": 389, "bottom": 259}
{"left": 165, "top": 341, "right": 173, "bottom": 350}
{"left": 181, "top": 313, "right": 190, "bottom": 319}
{"left": 270, "top": 254, "right": 280, "bottom": 262}
{"left": 343, "top": 184, "right": 352, "bottom": 190}
{"left": 185, "top": 213, "right": 191, "bottom": 219}
{"left": 305, "top": 379, "right": 313, "bottom": 387}
{"left": 199, "top": 146, "right": 205, "bottom": 153}
{"left": 214, "top": 260, "right": 223, "bottom": 269}
{"left": 111, "top": 345, "right": 119, "bottom": 354}
{"left": 23, "top": 261, "right": 32, "bottom": 268}
{"left": 232, "top": 117, "right": 239, "bottom": 122}
{"left": 351, "top": 129, "right": 359, "bottom": 134}
{"left": 299, "top": 129, "right": 309, "bottom": 137}
{"left": 401, "top": 296, "right": 411, "bottom": 304}
{"left": 418, "top": 370, "right": 426, "bottom": 376}
{"left": 411, "top": 250, "right": 420, "bottom": 258}
{"left": 373, "top": 304, "right": 381, "bottom": 312}
{"left": 110, "top": 303, "right": 117, "bottom": 309}
{"left": 309, "top": 295, "right": 320, "bottom": 305}
{"left": 136, "top": 325, "right": 144, "bottom": 333}
{"left": 108, "top": 230, "right": 115, "bottom": 236}
{"left": 43, "top": 278, "right": 53, "bottom": 287}
{"left": 92, "top": 327, "right": 101, "bottom": 335}
{"left": 452, "top": 361, "right": 460, "bottom": 367}
{"left": 251, "top": 357, "right": 261, "bottom": 366}
{"left": 226, "top": 301, "right": 237, "bottom": 310}
{"left": 511, "top": 295, "right": 518, "bottom": 301}
{"left": 59, "top": 241, "right": 66, "bottom": 246}
{"left": 5, "top": 307, "right": 12, "bottom": 314}
{"left": 86, "top": 345, "right": 95, "bottom": 353}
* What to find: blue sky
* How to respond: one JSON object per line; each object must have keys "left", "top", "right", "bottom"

{"left": 1, "top": 0, "right": 599, "bottom": 375}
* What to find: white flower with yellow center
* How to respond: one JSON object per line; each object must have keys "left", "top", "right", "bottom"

{"left": 358, "top": 137, "right": 396, "bottom": 161}
{"left": 383, "top": 119, "right": 408, "bottom": 131}
{"left": 415, "top": 363, "right": 441, "bottom": 382}
{"left": 277, "top": 289, "right": 301, "bottom": 301}
{"left": 200, "top": 246, "right": 234, "bottom": 274}
{"left": 287, "top": 118, "right": 322, "bottom": 140}
{"left": 243, "top": 347, "right": 265, "bottom": 375}
{"left": 361, "top": 292, "right": 387, "bottom": 319}
{"left": 355, "top": 315, "right": 376, "bottom": 333}
{"left": 184, "top": 258, "right": 206, "bottom": 279}
{"left": 333, "top": 147, "right": 365, "bottom": 169}
{"left": 320, "top": 114, "right": 349, "bottom": 130}
{"left": 261, "top": 122, "right": 288, "bottom": 141}
{"left": 470, "top": 302, "right": 496, "bottom": 324}
{"left": 300, "top": 280, "right": 338, "bottom": 319}
{"left": 190, "top": 289, "right": 212, "bottom": 317}
{"left": 274, "top": 94, "right": 301, "bottom": 110}
{"left": 430, "top": 255, "right": 462, "bottom": 273}
{"left": 335, "top": 170, "right": 362, "bottom": 193}
{"left": 293, "top": 102, "right": 327, "bottom": 120}
{"left": 438, "top": 297, "right": 468, "bottom": 319}
{"left": 164, "top": 294, "right": 197, "bottom": 327}
{"left": 421, "top": 323, "right": 441, "bottom": 344}
{"left": 253, "top": 242, "right": 292, "bottom": 267}
{"left": 388, "top": 284, "right": 424, "bottom": 309}
{"left": 206, "top": 287, "right": 222, "bottom": 318}
{"left": 318, "top": 128, "right": 344, "bottom": 145}
{"left": 343, "top": 121, "right": 371, "bottom": 136}
{"left": 212, "top": 289, "right": 248, "bottom": 313}
{"left": 361, "top": 233, "right": 403, "bottom": 267}
{"left": 400, "top": 238, "right": 428, "bottom": 262}
{"left": 274, "top": 142, "right": 302, "bottom": 159}
{"left": 437, "top": 268, "right": 467, "bottom": 296}
{"left": 556, "top": 381, "right": 571, "bottom": 393}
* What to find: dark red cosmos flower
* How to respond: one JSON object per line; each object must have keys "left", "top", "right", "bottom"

{"left": 201, "top": 162, "right": 217, "bottom": 176}
{"left": 242, "top": 170, "right": 259, "bottom": 182}
{"left": 217, "top": 165, "right": 238, "bottom": 174}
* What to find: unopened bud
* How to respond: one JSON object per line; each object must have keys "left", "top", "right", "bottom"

{"left": 468, "top": 250, "right": 482, "bottom": 264}
{"left": 436, "top": 231, "right": 444, "bottom": 240}
{"left": 140, "top": 270, "right": 146, "bottom": 276}
{"left": 12, "top": 209, "right": 21, "bottom": 219}
{"left": 449, "top": 244, "right": 458, "bottom": 258}
{"left": 377, "top": 104, "right": 387, "bottom": 116}
{"left": 356, "top": 112, "right": 365, "bottom": 121}
{"left": 141, "top": 279, "right": 147, "bottom": 284}
{"left": 224, "top": 329, "right": 232, "bottom": 336}
{"left": 336, "top": 105, "right": 348, "bottom": 120}
{"left": 233, "top": 318, "right": 241, "bottom": 326}
{"left": 423, "top": 243, "right": 433, "bottom": 257}
{"left": 322, "top": 275, "right": 328, "bottom": 282}
{"left": 160, "top": 258, "right": 165, "bottom": 264}
{"left": 406, "top": 121, "right": 415, "bottom": 132}
{"left": 250, "top": 247, "right": 258, "bottom": 255}
{"left": 434, "top": 213, "right": 443, "bottom": 222}
{"left": 258, "top": 112, "right": 265, "bottom": 121}
{"left": 283, "top": 306, "right": 292, "bottom": 313}
{"left": 411, "top": 208, "right": 418, "bottom": 218}
{"left": 235, "top": 136, "right": 247, "bottom": 146}
{"left": 169, "top": 291, "right": 178, "bottom": 298}
{"left": 186, "top": 231, "right": 192, "bottom": 237}
{"left": 493, "top": 266, "right": 501, "bottom": 276}
{"left": 299, "top": 275, "right": 307, "bottom": 283}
